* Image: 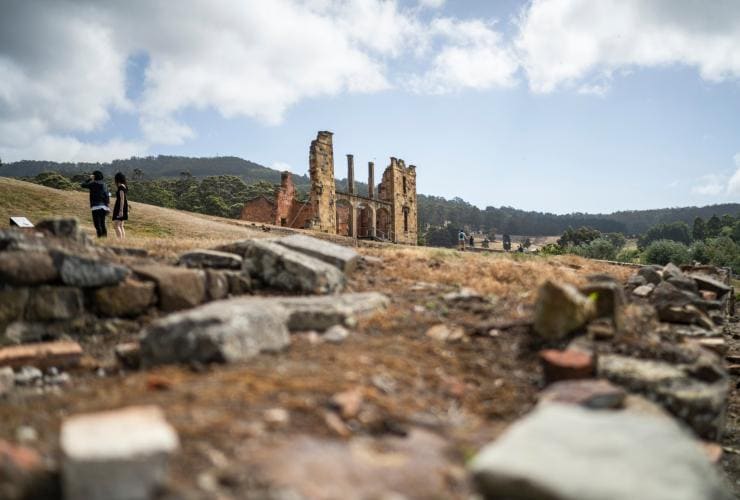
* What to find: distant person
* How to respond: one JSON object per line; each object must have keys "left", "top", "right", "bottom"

{"left": 458, "top": 230, "right": 466, "bottom": 251}
{"left": 482, "top": 237, "right": 490, "bottom": 248}
{"left": 469, "top": 235, "right": 475, "bottom": 248}
{"left": 112, "top": 172, "right": 128, "bottom": 239}
{"left": 81, "top": 170, "right": 110, "bottom": 238}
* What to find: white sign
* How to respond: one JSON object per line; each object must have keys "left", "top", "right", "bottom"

{"left": 9, "top": 217, "right": 34, "bottom": 228}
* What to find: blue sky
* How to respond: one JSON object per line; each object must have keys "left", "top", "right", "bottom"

{"left": 1, "top": 0, "right": 739, "bottom": 213}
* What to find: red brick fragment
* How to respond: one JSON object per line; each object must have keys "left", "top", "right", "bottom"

{"left": 539, "top": 349, "right": 595, "bottom": 385}
{"left": 700, "top": 290, "right": 717, "bottom": 301}
{"left": 0, "top": 340, "right": 82, "bottom": 369}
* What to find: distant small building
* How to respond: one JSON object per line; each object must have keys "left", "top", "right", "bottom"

{"left": 240, "top": 131, "right": 418, "bottom": 245}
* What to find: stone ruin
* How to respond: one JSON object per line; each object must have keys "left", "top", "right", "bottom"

{"left": 241, "top": 131, "right": 418, "bottom": 245}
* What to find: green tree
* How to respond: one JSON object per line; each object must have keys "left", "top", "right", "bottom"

{"left": 637, "top": 221, "right": 691, "bottom": 249}
{"left": 642, "top": 240, "right": 690, "bottom": 266}
{"left": 689, "top": 241, "right": 710, "bottom": 264}
{"left": 692, "top": 217, "right": 706, "bottom": 241}
{"left": 604, "top": 232, "right": 627, "bottom": 249}
{"left": 558, "top": 226, "right": 602, "bottom": 247}
{"left": 706, "top": 215, "right": 722, "bottom": 238}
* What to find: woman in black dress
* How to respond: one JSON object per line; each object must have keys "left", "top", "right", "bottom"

{"left": 112, "top": 172, "right": 129, "bottom": 239}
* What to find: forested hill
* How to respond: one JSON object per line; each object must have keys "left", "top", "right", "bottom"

{"left": 2, "top": 156, "right": 738, "bottom": 236}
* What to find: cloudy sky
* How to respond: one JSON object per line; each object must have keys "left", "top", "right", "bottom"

{"left": 1, "top": 0, "right": 739, "bottom": 213}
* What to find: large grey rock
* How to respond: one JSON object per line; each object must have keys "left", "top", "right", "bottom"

{"left": 0, "top": 288, "right": 28, "bottom": 328}
{"left": 223, "top": 270, "right": 252, "bottom": 295}
{"left": 0, "top": 251, "right": 58, "bottom": 286}
{"left": 25, "top": 286, "right": 83, "bottom": 321}
{"left": 275, "top": 234, "right": 360, "bottom": 273}
{"left": 243, "top": 240, "right": 345, "bottom": 294}
{"left": 94, "top": 280, "right": 156, "bottom": 318}
{"left": 55, "top": 253, "right": 130, "bottom": 288}
{"left": 133, "top": 265, "right": 206, "bottom": 312}
{"left": 35, "top": 217, "right": 88, "bottom": 244}
{"left": 178, "top": 249, "right": 243, "bottom": 270}
{"left": 598, "top": 354, "right": 729, "bottom": 439}
{"left": 140, "top": 298, "right": 290, "bottom": 365}
{"left": 533, "top": 281, "right": 596, "bottom": 339}
{"left": 637, "top": 266, "right": 662, "bottom": 285}
{"left": 666, "top": 275, "right": 699, "bottom": 295}
{"left": 470, "top": 404, "right": 732, "bottom": 500}
{"left": 61, "top": 405, "right": 179, "bottom": 500}
{"left": 662, "top": 262, "right": 684, "bottom": 281}
{"left": 691, "top": 273, "right": 732, "bottom": 297}
{"left": 270, "top": 292, "right": 389, "bottom": 331}
{"left": 205, "top": 270, "right": 229, "bottom": 301}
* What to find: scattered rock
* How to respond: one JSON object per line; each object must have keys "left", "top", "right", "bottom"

{"left": 61, "top": 405, "right": 179, "bottom": 500}
{"left": 94, "top": 279, "right": 157, "bottom": 318}
{"left": 263, "top": 408, "right": 290, "bottom": 428}
{"left": 662, "top": 262, "right": 684, "bottom": 281}
{"left": 275, "top": 234, "right": 360, "bottom": 273}
{"left": 701, "top": 290, "right": 718, "bottom": 301}
{"left": 25, "top": 286, "right": 83, "bottom": 321}
{"left": 539, "top": 349, "right": 595, "bottom": 385}
{"left": 324, "top": 411, "right": 351, "bottom": 438}
{"left": 0, "top": 340, "right": 82, "bottom": 369}
{"left": 587, "top": 318, "right": 616, "bottom": 340}
{"left": 425, "top": 324, "right": 465, "bottom": 342}
{"left": 442, "top": 287, "right": 486, "bottom": 303}
{"left": 223, "top": 270, "right": 252, "bottom": 295}
{"left": 469, "top": 404, "right": 732, "bottom": 500}
{"left": 205, "top": 270, "right": 229, "bottom": 301}
{"left": 140, "top": 298, "right": 290, "bottom": 366}
{"left": 55, "top": 253, "right": 130, "bottom": 288}
{"left": 539, "top": 379, "right": 626, "bottom": 409}
{"left": 178, "top": 249, "right": 243, "bottom": 270}
{"left": 0, "top": 439, "right": 48, "bottom": 500}
{"left": 268, "top": 292, "right": 389, "bottom": 331}
{"left": 114, "top": 342, "right": 141, "bottom": 369}
{"left": 323, "top": 324, "right": 350, "bottom": 343}
{"left": 632, "top": 283, "right": 655, "bottom": 297}
{"left": 533, "top": 281, "right": 595, "bottom": 339}
{"left": 666, "top": 275, "right": 699, "bottom": 295}
{"left": 0, "top": 288, "right": 29, "bottom": 329}
{"left": 627, "top": 274, "right": 648, "bottom": 288}
{"left": 243, "top": 240, "right": 346, "bottom": 294}
{"left": 133, "top": 265, "right": 206, "bottom": 312}
{"left": 14, "top": 367, "right": 42, "bottom": 387}
{"left": 330, "top": 387, "right": 364, "bottom": 419}
{"left": 0, "top": 251, "right": 58, "bottom": 286}
{"left": 0, "top": 366, "right": 14, "bottom": 396}
{"left": 637, "top": 266, "right": 662, "bottom": 285}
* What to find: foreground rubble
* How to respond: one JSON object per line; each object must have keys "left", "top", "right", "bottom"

{"left": 0, "top": 218, "right": 737, "bottom": 499}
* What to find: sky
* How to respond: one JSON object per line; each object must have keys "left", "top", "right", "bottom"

{"left": 1, "top": 0, "right": 739, "bottom": 214}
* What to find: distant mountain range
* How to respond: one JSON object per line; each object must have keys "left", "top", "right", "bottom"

{"left": 2, "top": 156, "right": 739, "bottom": 236}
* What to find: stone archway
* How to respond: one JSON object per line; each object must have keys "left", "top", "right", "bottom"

{"left": 357, "top": 203, "right": 375, "bottom": 238}
{"left": 336, "top": 198, "right": 353, "bottom": 237}
{"left": 376, "top": 207, "right": 391, "bottom": 240}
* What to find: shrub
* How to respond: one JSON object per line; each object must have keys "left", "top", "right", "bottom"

{"left": 34, "top": 172, "right": 77, "bottom": 191}
{"left": 616, "top": 248, "right": 641, "bottom": 263}
{"left": 642, "top": 239, "right": 690, "bottom": 266}
{"left": 689, "top": 241, "right": 710, "bottom": 264}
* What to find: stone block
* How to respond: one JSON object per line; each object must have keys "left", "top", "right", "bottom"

{"left": 26, "top": 286, "right": 83, "bottom": 321}
{"left": 470, "top": 404, "right": 732, "bottom": 500}
{"left": 539, "top": 349, "right": 595, "bottom": 385}
{"left": 178, "top": 249, "right": 243, "bottom": 270}
{"left": 662, "top": 262, "right": 684, "bottom": 281}
{"left": 205, "top": 270, "right": 229, "bottom": 301}
{"left": 133, "top": 265, "right": 206, "bottom": 312}
{"left": 275, "top": 234, "right": 360, "bottom": 273}
{"left": 691, "top": 273, "right": 732, "bottom": 297}
{"left": 61, "top": 405, "right": 179, "bottom": 500}
{"left": 94, "top": 280, "right": 156, "bottom": 318}
{"left": 0, "top": 288, "right": 28, "bottom": 328}
{"left": 580, "top": 281, "right": 625, "bottom": 320}
{"left": 632, "top": 283, "right": 654, "bottom": 297}
{"left": 272, "top": 292, "right": 389, "bottom": 331}
{"left": 55, "top": 252, "right": 130, "bottom": 288}
{"left": 0, "top": 251, "right": 58, "bottom": 286}
{"left": 35, "top": 217, "right": 87, "bottom": 243}
{"left": 637, "top": 266, "right": 662, "bottom": 285}
{"left": 224, "top": 271, "right": 252, "bottom": 295}
{"left": 114, "top": 342, "right": 141, "bottom": 369}
{"left": 533, "top": 281, "right": 595, "bottom": 339}
{"left": 243, "top": 240, "right": 345, "bottom": 294}
{"left": 140, "top": 299, "right": 290, "bottom": 366}
{"left": 538, "top": 379, "right": 626, "bottom": 409}
{"left": 0, "top": 439, "right": 47, "bottom": 500}
{"left": 0, "top": 340, "right": 82, "bottom": 369}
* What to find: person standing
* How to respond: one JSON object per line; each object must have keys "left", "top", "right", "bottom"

{"left": 458, "top": 229, "right": 466, "bottom": 251}
{"left": 469, "top": 234, "right": 475, "bottom": 248}
{"left": 81, "top": 170, "right": 110, "bottom": 238}
{"left": 112, "top": 172, "right": 129, "bottom": 239}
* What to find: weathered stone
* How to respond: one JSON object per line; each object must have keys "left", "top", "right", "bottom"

{"left": 14, "top": 366, "right": 42, "bottom": 386}
{"left": 0, "top": 439, "right": 49, "bottom": 500}
{"left": 689, "top": 337, "right": 728, "bottom": 356}
{"left": 539, "top": 349, "right": 595, "bottom": 385}
{"left": 598, "top": 354, "right": 729, "bottom": 439}
{"left": 661, "top": 304, "right": 715, "bottom": 329}
{"left": 0, "top": 288, "right": 28, "bottom": 328}
{"left": 469, "top": 404, "right": 733, "bottom": 500}
{"left": 223, "top": 270, "right": 252, "bottom": 295}
{"left": 662, "top": 262, "right": 684, "bottom": 281}
{"left": 61, "top": 405, "right": 179, "bottom": 500}
{"left": 586, "top": 318, "right": 616, "bottom": 340}
{"left": 691, "top": 273, "right": 732, "bottom": 297}
{"left": 114, "top": 342, "right": 141, "bottom": 369}
{"left": 627, "top": 274, "right": 648, "bottom": 288}
{"left": 323, "top": 324, "right": 350, "bottom": 343}
{"left": 140, "top": 298, "right": 290, "bottom": 366}
{"left": 666, "top": 275, "right": 699, "bottom": 295}
{"left": 178, "top": 249, "right": 243, "bottom": 270}
{"left": 700, "top": 290, "right": 718, "bottom": 301}
{"left": 533, "top": 281, "right": 595, "bottom": 339}
{"left": 0, "top": 340, "right": 82, "bottom": 369}
{"left": 35, "top": 217, "right": 87, "bottom": 243}
{"left": 275, "top": 234, "right": 360, "bottom": 273}
{"left": 538, "top": 379, "right": 626, "bottom": 409}
{"left": 0, "top": 366, "right": 14, "bottom": 396}
{"left": 275, "top": 292, "right": 389, "bottom": 331}
{"left": 425, "top": 324, "right": 465, "bottom": 342}
{"left": 56, "top": 253, "right": 130, "bottom": 288}
{"left": 94, "top": 279, "right": 156, "bottom": 318}
{"left": 0, "top": 251, "right": 58, "bottom": 286}
{"left": 632, "top": 283, "right": 655, "bottom": 297}
{"left": 243, "top": 240, "right": 345, "bottom": 294}
{"left": 637, "top": 266, "right": 662, "bottom": 285}
{"left": 133, "top": 265, "right": 206, "bottom": 312}
{"left": 26, "top": 286, "right": 83, "bottom": 321}
{"left": 580, "top": 281, "right": 625, "bottom": 320}
{"left": 205, "top": 270, "right": 229, "bottom": 301}
{"left": 105, "top": 246, "right": 149, "bottom": 258}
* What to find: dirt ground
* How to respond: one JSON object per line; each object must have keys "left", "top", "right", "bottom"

{"left": 0, "top": 240, "right": 735, "bottom": 499}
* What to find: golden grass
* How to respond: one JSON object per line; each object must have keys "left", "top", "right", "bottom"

{"left": 0, "top": 177, "right": 269, "bottom": 257}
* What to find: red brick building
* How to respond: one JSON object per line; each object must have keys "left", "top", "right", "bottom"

{"left": 240, "top": 171, "right": 313, "bottom": 228}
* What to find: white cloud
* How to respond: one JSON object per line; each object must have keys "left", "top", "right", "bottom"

{"left": 1, "top": 135, "right": 146, "bottom": 163}
{"left": 408, "top": 18, "right": 518, "bottom": 94}
{"left": 418, "top": 0, "right": 446, "bottom": 9}
{"left": 516, "top": 0, "right": 740, "bottom": 93}
{"left": 728, "top": 153, "right": 740, "bottom": 195}
{"left": 270, "top": 161, "right": 293, "bottom": 173}
{"left": 692, "top": 174, "right": 726, "bottom": 196}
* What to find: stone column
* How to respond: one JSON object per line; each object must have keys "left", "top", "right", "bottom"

{"left": 347, "top": 154, "right": 355, "bottom": 195}
{"left": 368, "top": 161, "right": 375, "bottom": 199}
{"left": 370, "top": 207, "right": 376, "bottom": 238}
{"left": 350, "top": 204, "right": 358, "bottom": 238}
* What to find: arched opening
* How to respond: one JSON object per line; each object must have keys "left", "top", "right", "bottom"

{"left": 357, "top": 203, "right": 374, "bottom": 238}
{"left": 336, "top": 199, "right": 353, "bottom": 237}
{"left": 403, "top": 206, "right": 409, "bottom": 233}
{"left": 376, "top": 207, "right": 391, "bottom": 240}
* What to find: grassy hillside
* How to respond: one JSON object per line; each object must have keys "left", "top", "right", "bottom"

{"left": 0, "top": 177, "right": 269, "bottom": 257}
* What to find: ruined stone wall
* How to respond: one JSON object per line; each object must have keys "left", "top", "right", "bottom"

{"left": 308, "top": 131, "right": 336, "bottom": 234}
{"left": 240, "top": 197, "right": 275, "bottom": 224}
{"left": 274, "top": 172, "right": 296, "bottom": 226}
{"left": 379, "top": 158, "right": 417, "bottom": 245}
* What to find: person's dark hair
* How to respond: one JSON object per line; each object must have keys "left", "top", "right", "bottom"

{"left": 92, "top": 170, "right": 104, "bottom": 181}
{"left": 114, "top": 172, "right": 127, "bottom": 185}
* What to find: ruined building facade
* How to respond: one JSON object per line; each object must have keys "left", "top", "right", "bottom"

{"left": 240, "top": 131, "right": 417, "bottom": 245}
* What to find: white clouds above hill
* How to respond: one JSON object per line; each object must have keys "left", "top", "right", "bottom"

{"left": 1, "top": 0, "right": 740, "bottom": 162}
